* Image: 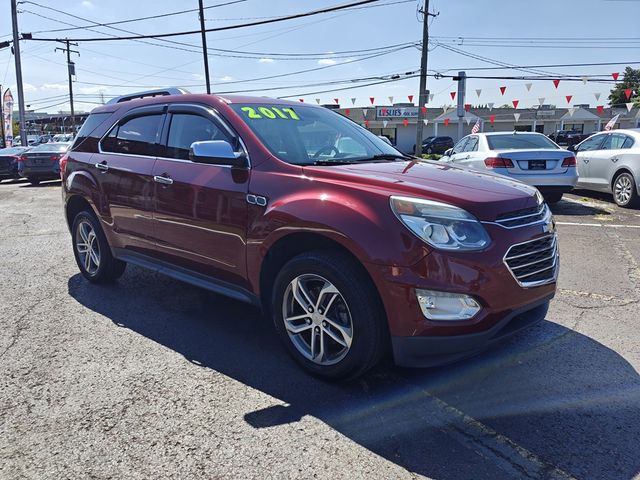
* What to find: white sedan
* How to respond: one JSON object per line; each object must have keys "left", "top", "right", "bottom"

{"left": 573, "top": 129, "right": 640, "bottom": 208}
{"left": 441, "top": 132, "right": 578, "bottom": 203}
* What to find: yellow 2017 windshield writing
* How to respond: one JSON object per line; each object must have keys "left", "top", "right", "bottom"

{"left": 240, "top": 106, "right": 300, "bottom": 120}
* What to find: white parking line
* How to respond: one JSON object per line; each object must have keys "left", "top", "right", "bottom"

{"left": 556, "top": 221, "right": 640, "bottom": 229}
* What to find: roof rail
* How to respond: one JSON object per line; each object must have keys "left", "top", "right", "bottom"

{"left": 106, "top": 87, "right": 190, "bottom": 105}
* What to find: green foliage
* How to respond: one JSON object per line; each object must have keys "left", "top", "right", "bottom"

{"left": 12, "top": 120, "right": 18, "bottom": 137}
{"left": 608, "top": 66, "right": 640, "bottom": 107}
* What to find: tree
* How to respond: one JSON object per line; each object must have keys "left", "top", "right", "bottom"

{"left": 608, "top": 66, "right": 640, "bottom": 107}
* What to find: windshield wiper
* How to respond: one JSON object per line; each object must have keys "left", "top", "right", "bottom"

{"left": 370, "top": 153, "right": 413, "bottom": 161}
{"left": 312, "top": 159, "right": 360, "bottom": 166}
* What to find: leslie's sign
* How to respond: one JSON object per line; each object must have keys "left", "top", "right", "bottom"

{"left": 376, "top": 106, "right": 418, "bottom": 119}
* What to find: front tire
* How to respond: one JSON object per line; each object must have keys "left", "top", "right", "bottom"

{"left": 27, "top": 178, "right": 39, "bottom": 186}
{"left": 613, "top": 172, "right": 640, "bottom": 208}
{"left": 71, "top": 210, "right": 126, "bottom": 283}
{"left": 272, "top": 250, "right": 387, "bottom": 380}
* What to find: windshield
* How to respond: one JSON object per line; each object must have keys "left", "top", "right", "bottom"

{"left": 487, "top": 134, "right": 558, "bottom": 150}
{"left": 230, "top": 103, "right": 403, "bottom": 165}
{"left": 30, "top": 143, "right": 69, "bottom": 153}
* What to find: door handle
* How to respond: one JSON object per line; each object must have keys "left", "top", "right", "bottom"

{"left": 95, "top": 161, "right": 108, "bottom": 172}
{"left": 153, "top": 174, "right": 173, "bottom": 185}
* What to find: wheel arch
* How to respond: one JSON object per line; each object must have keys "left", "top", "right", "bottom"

{"left": 611, "top": 167, "right": 635, "bottom": 191}
{"left": 258, "top": 231, "right": 383, "bottom": 317}
{"left": 65, "top": 194, "right": 97, "bottom": 231}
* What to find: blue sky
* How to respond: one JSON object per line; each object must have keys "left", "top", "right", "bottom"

{"left": 1, "top": 0, "right": 638, "bottom": 113}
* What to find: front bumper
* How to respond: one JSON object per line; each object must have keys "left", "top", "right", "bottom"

{"left": 391, "top": 295, "right": 551, "bottom": 367}
{"left": 364, "top": 220, "right": 558, "bottom": 367}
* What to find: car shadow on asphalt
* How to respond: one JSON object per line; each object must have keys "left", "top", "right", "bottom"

{"left": 67, "top": 269, "right": 640, "bottom": 480}
{"left": 549, "top": 196, "right": 612, "bottom": 217}
{"left": 18, "top": 180, "right": 61, "bottom": 188}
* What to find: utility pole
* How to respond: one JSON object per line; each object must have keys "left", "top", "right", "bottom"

{"left": 11, "top": 0, "right": 27, "bottom": 146}
{"left": 415, "top": 0, "right": 431, "bottom": 156}
{"left": 198, "top": 0, "right": 211, "bottom": 94}
{"left": 0, "top": 84, "right": 5, "bottom": 148}
{"left": 55, "top": 40, "right": 79, "bottom": 133}
{"left": 454, "top": 71, "right": 466, "bottom": 141}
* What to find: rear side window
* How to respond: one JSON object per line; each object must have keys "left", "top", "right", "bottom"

{"left": 166, "top": 113, "right": 232, "bottom": 160}
{"left": 601, "top": 134, "right": 627, "bottom": 150}
{"left": 102, "top": 114, "right": 163, "bottom": 156}
{"left": 623, "top": 136, "right": 635, "bottom": 149}
{"left": 487, "top": 134, "right": 558, "bottom": 150}
{"left": 72, "top": 112, "right": 113, "bottom": 151}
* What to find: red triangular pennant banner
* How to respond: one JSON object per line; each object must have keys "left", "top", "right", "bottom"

{"left": 553, "top": 79, "right": 560, "bottom": 89}
{"left": 403, "top": 118, "right": 408, "bottom": 127}
{"left": 345, "top": 108, "right": 350, "bottom": 116}
{"left": 444, "top": 118, "right": 450, "bottom": 126}
{"left": 512, "top": 100, "right": 519, "bottom": 109}
{"left": 408, "top": 95, "right": 414, "bottom": 103}
{"left": 612, "top": 72, "right": 620, "bottom": 81}
{"left": 369, "top": 97, "right": 375, "bottom": 105}
{"left": 565, "top": 95, "right": 573, "bottom": 104}
{"left": 499, "top": 86, "right": 506, "bottom": 95}
{"left": 597, "top": 105, "right": 604, "bottom": 114}
{"left": 625, "top": 88, "right": 633, "bottom": 100}
{"left": 334, "top": 98, "right": 339, "bottom": 105}
{"left": 489, "top": 114, "right": 496, "bottom": 124}
{"left": 450, "top": 92, "right": 456, "bottom": 100}
{"left": 464, "top": 103, "right": 471, "bottom": 112}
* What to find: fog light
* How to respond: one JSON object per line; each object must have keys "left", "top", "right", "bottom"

{"left": 416, "top": 289, "right": 481, "bottom": 321}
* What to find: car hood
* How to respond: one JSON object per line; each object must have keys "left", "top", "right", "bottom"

{"left": 303, "top": 159, "right": 540, "bottom": 221}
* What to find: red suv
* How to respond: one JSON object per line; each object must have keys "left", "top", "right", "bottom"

{"left": 62, "top": 89, "right": 558, "bottom": 379}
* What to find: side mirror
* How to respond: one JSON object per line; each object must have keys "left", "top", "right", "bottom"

{"left": 443, "top": 148, "right": 453, "bottom": 157}
{"left": 567, "top": 144, "right": 577, "bottom": 153}
{"left": 189, "top": 140, "right": 248, "bottom": 168}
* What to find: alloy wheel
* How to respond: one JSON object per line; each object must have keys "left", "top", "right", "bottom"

{"left": 282, "top": 274, "right": 353, "bottom": 365}
{"left": 614, "top": 175, "right": 632, "bottom": 205}
{"left": 75, "top": 220, "right": 101, "bottom": 275}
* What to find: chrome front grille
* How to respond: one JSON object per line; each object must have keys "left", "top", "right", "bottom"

{"left": 504, "top": 234, "right": 558, "bottom": 287}
{"left": 495, "top": 204, "right": 549, "bottom": 228}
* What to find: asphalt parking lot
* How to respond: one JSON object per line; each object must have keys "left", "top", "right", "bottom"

{"left": 1, "top": 179, "right": 639, "bottom": 480}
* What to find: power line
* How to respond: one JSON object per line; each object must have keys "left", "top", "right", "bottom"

{"left": 27, "top": 0, "right": 382, "bottom": 42}
{"left": 26, "top": 0, "right": 248, "bottom": 34}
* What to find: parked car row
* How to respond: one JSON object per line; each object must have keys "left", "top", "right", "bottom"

{"left": 0, "top": 142, "right": 71, "bottom": 185}
{"left": 12, "top": 133, "right": 74, "bottom": 147}
{"left": 439, "top": 128, "right": 640, "bottom": 207}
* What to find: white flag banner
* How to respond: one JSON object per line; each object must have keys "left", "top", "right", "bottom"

{"left": 568, "top": 107, "right": 576, "bottom": 117}
{"left": 475, "top": 89, "right": 482, "bottom": 98}
{"left": 429, "top": 93, "right": 434, "bottom": 102}
{"left": 350, "top": 97, "right": 356, "bottom": 105}
{"left": 594, "top": 93, "right": 601, "bottom": 101}
{"left": 388, "top": 96, "right": 394, "bottom": 104}
{"left": 362, "top": 109, "right": 367, "bottom": 118}
{"left": 423, "top": 119, "right": 428, "bottom": 126}
{"left": 488, "top": 102, "right": 494, "bottom": 111}
{"left": 3, "top": 89, "right": 13, "bottom": 147}
{"left": 582, "top": 77, "right": 589, "bottom": 85}
{"left": 315, "top": 98, "right": 321, "bottom": 104}
{"left": 514, "top": 112, "right": 521, "bottom": 122}
{"left": 465, "top": 116, "right": 471, "bottom": 125}
{"left": 605, "top": 114, "right": 620, "bottom": 131}
{"left": 442, "top": 107, "right": 448, "bottom": 113}
{"left": 626, "top": 102, "right": 634, "bottom": 112}
{"left": 525, "top": 83, "right": 532, "bottom": 92}
{"left": 538, "top": 97, "right": 545, "bottom": 105}
{"left": 382, "top": 120, "right": 388, "bottom": 128}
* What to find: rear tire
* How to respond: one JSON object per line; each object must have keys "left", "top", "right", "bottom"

{"left": 272, "top": 250, "right": 387, "bottom": 380}
{"left": 612, "top": 172, "right": 640, "bottom": 208}
{"left": 543, "top": 192, "right": 563, "bottom": 204}
{"left": 71, "top": 210, "right": 126, "bottom": 284}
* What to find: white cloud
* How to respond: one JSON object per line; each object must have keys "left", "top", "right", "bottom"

{"left": 218, "top": 75, "right": 233, "bottom": 82}
{"left": 78, "top": 86, "right": 109, "bottom": 95}
{"left": 11, "top": 83, "right": 37, "bottom": 93}
{"left": 318, "top": 59, "right": 336, "bottom": 66}
{"left": 80, "top": 0, "right": 95, "bottom": 8}
{"left": 258, "top": 58, "right": 274, "bottom": 64}
{"left": 41, "top": 83, "right": 68, "bottom": 92}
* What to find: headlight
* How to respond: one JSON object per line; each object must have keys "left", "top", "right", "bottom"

{"left": 390, "top": 196, "right": 491, "bottom": 251}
